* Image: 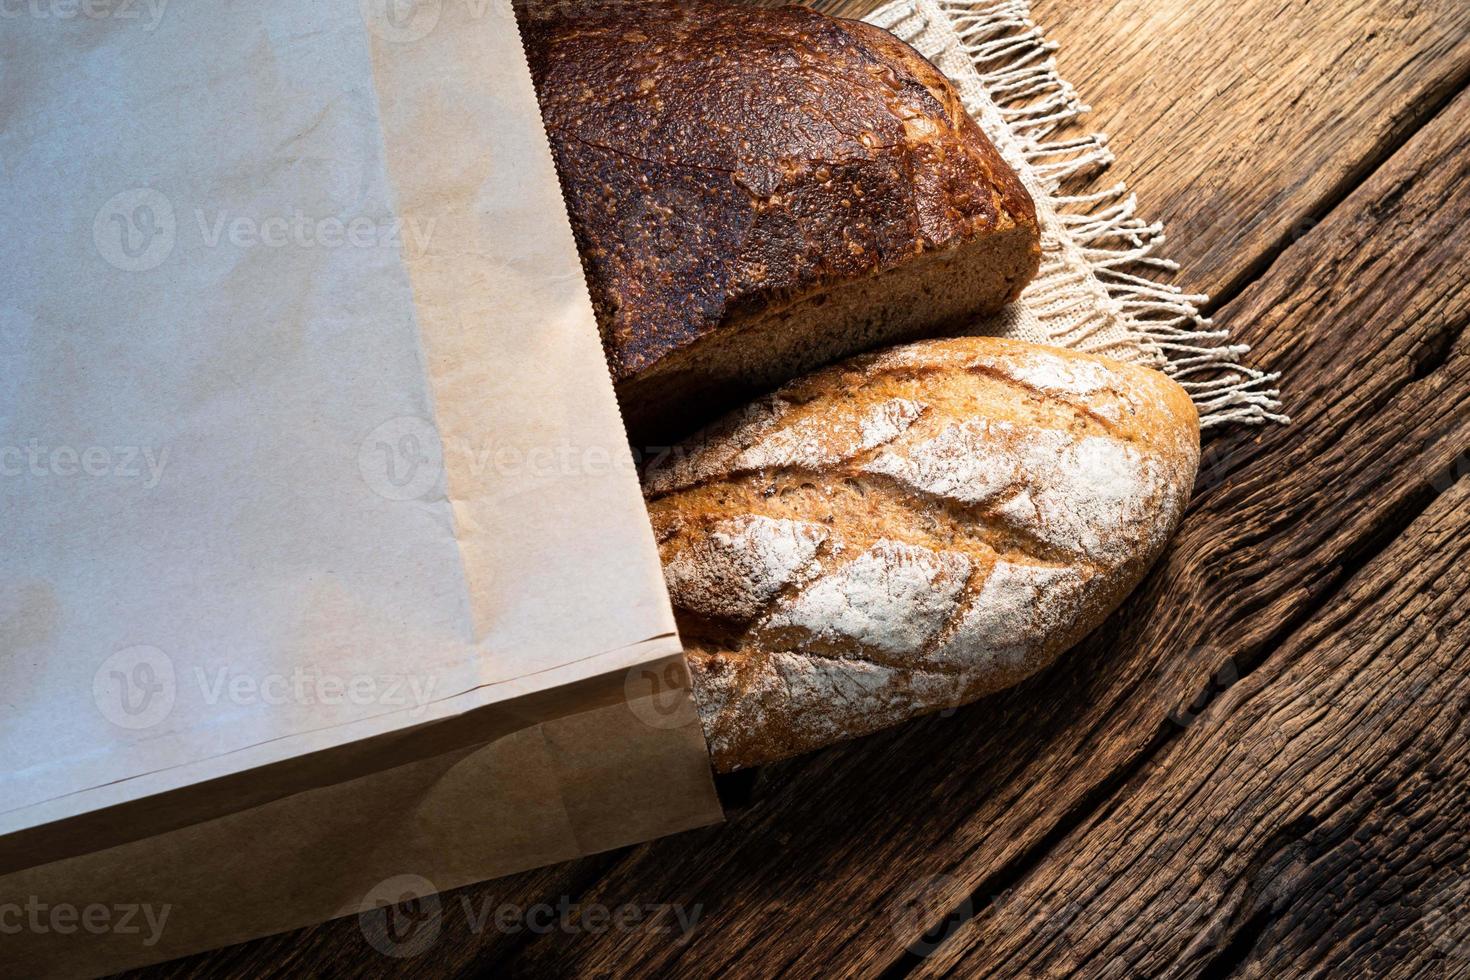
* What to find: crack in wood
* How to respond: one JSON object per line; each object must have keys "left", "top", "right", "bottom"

{"left": 878, "top": 719, "right": 1177, "bottom": 979}
{"left": 1201, "top": 65, "right": 1470, "bottom": 319}
{"left": 877, "top": 468, "right": 1456, "bottom": 980}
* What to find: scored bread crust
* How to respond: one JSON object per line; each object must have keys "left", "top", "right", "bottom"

{"left": 643, "top": 337, "right": 1201, "bottom": 772}
{"left": 521, "top": 1, "right": 1041, "bottom": 437}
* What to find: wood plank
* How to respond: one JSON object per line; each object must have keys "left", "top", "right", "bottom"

{"left": 912, "top": 457, "right": 1470, "bottom": 978}
{"left": 488, "top": 78, "right": 1470, "bottom": 979}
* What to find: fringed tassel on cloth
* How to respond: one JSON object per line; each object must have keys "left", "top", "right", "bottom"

{"left": 867, "top": 0, "right": 1288, "bottom": 429}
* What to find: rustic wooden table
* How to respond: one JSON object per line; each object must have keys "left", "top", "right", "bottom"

{"left": 134, "top": 0, "right": 1470, "bottom": 976}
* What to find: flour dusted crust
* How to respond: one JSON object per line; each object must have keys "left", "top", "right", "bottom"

{"left": 644, "top": 337, "right": 1200, "bottom": 771}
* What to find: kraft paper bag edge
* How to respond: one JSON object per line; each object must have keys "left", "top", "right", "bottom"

{"left": 0, "top": 634, "right": 699, "bottom": 878}
{"left": 2, "top": 656, "right": 721, "bottom": 978}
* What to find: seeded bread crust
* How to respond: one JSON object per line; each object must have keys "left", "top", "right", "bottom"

{"left": 643, "top": 337, "right": 1200, "bottom": 772}
{"left": 522, "top": 0, "right": 1041, "bottom": 439}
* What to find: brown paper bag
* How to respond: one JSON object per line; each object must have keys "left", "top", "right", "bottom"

{"left": 0, "top": 0, "right": 721, "bottom": 973}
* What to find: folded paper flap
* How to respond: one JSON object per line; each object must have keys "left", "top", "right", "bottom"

{"left": 0, "top": 632, "right": 684, "bottom": 854}
{"left": 0, "top": 640, "right": 688, "bottom": 875}
{"left": 365, "top": 2, "right": 655, "bottom": 644}
{"left": 0, "top": 0, "right": 693, "bottom": 839}
{"left": 3, "top": 672, "right": 720, "bottom": 978}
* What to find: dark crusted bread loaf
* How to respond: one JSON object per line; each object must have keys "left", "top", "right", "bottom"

{"left": 521, "top": 0, "right": 1041, "bottom": 441}
{"left": 643, "top": 337, "right": 1200, "bottom": 772}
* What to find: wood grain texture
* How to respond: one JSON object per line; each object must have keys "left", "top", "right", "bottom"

{"left": 914, "top": 471, "right": 1470, "bottom": 979}
{"left": 126, "top": 1, "right": 1470, "bottom": 978}
{"left": 477, "top": 79, "right": 1470, "bottom": 980}
{"left": 901, "top": 81, "right": 1470, "bottom": 980}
